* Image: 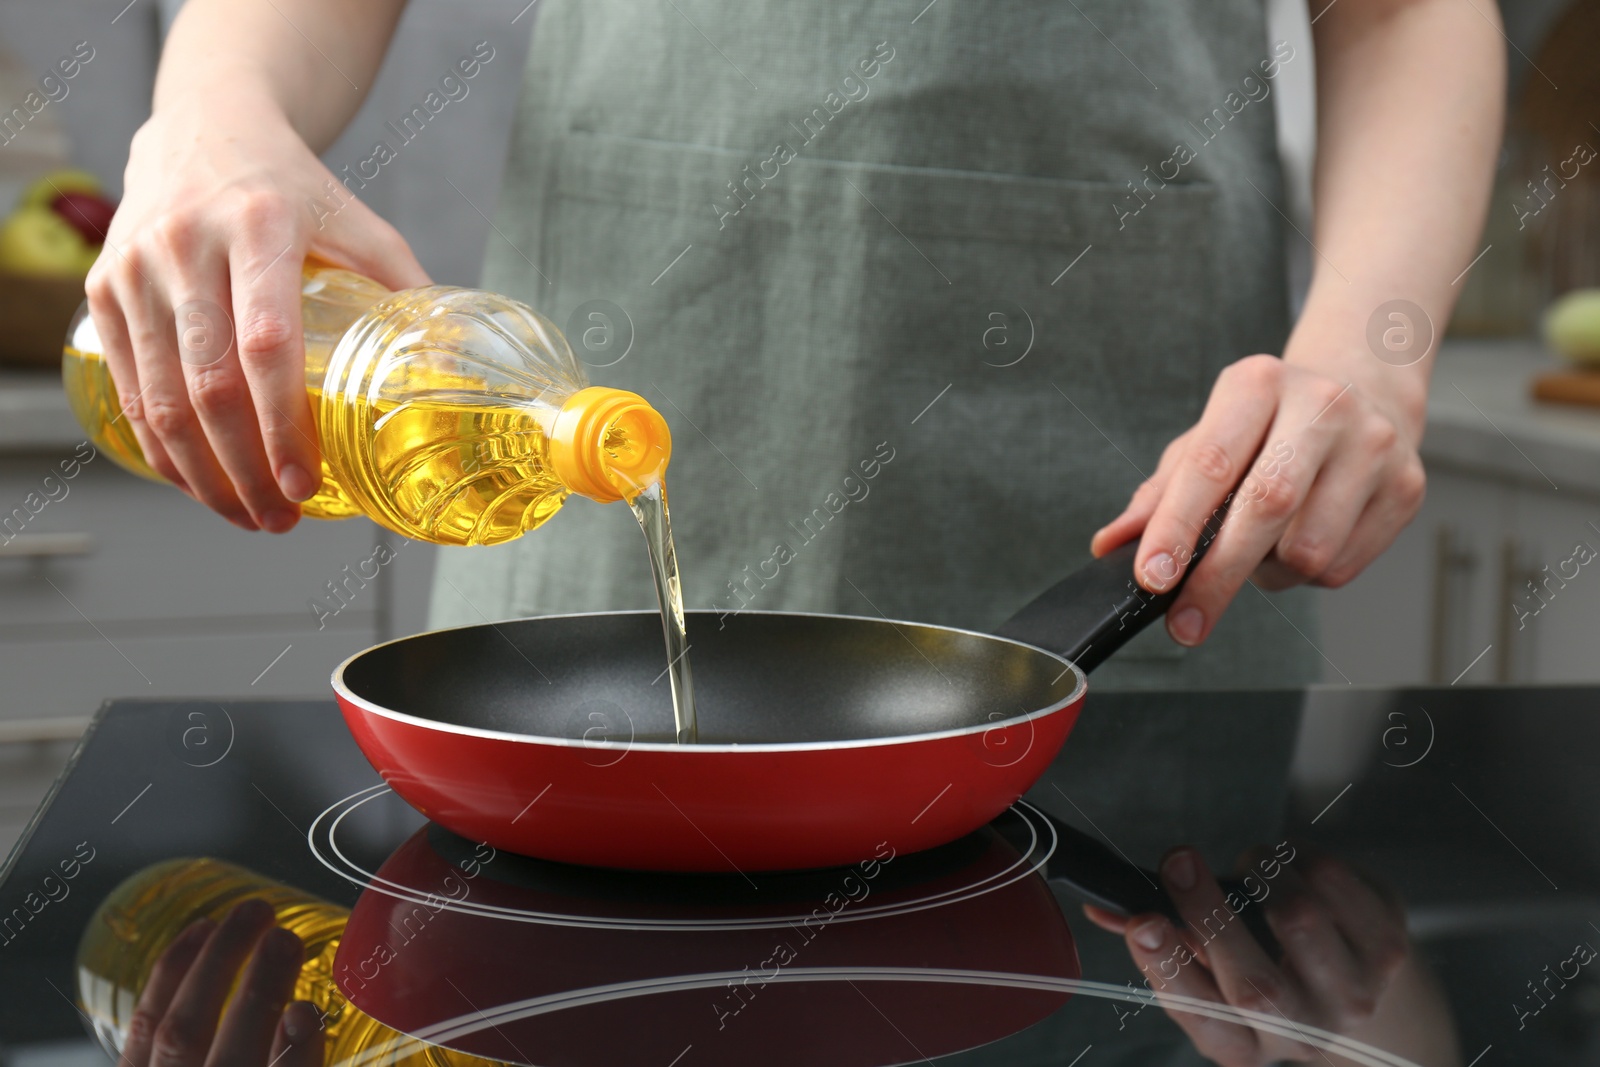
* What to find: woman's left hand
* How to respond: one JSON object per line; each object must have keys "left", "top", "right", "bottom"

{"left": 1083, "top": 847, "right": 1449, "bottom": 1067}
{"left": 1091, "top": 354, "right": 1426, "bottom": 647}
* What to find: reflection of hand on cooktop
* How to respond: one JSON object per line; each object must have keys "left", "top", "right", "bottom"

{"left": 119, "top": 899, "right": 323, "bottom": 1067}
{"left": 1083, "top": 844, "right": 1460, "bottom": 1067}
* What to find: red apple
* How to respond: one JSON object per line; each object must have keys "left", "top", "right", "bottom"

{"left": 49, "top": 190, "right": 117, "bottom": 245}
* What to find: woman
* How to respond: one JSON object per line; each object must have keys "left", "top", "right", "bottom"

{"left": 90, "top": 0, "right": 1500, "bottom": 1060}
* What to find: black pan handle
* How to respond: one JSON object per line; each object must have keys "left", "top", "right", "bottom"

{"left": 993, "top": 500, "right": 1232, "bottom": 672}
{"left": 994, "top": 489, "right": 1276, "bottom": 954}
{"left": 1031, "top": 808, "right": 1283, "bottom": 960}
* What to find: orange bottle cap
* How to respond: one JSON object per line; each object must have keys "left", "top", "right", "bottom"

{"left": 548, "top": 387, "right": 672, "bottom": 503}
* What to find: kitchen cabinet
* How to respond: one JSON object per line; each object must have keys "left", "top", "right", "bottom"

{"left": 0, "top": 374, "right": 438, "bottom": 728}
{"left": 1318, "top": 340, "right": 1600, "bottom": 685}
{"left": 0, "top": 454, "right": 382, "bottom": 629}
{"left": 0, "top": 448, "right": 420, "bottom": 724}
{"left": 1503, "top": 486, "right": 1600, "bottom": 683}
{"left": 0, "top": 374, "right": 438, "bottom": 859}
{"left": 0, "top": 431, "right": 436, "bottom": 861}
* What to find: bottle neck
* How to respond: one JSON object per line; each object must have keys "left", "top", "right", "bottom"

{"left": 547, "top": 387, "right": 672, "bottom": 503}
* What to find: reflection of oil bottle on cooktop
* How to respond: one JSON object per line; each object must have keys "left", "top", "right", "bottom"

{"left": 77, "top": 858, "right": 503, "bottom": 1067}
{"left": 61, "top": 260, "right": 697, "bottom": 741}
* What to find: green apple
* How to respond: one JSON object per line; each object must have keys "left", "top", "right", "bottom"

{"left": 19, "top": 167, "right": 102, "bottom": 209}
{"left": 0, "top": 205, "right": 91, "bottom": 277}
{"left": 1544, "top": 289, "right": 1600, "bottom": 366}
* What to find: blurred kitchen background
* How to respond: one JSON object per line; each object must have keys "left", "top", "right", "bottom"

{"left": 0, "top": 0, "right": 1596, "bottom": 859}
{"left": 0, "top": 0, "right": 533, "bottom": 858}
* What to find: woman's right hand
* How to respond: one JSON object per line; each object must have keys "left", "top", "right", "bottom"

{"left": 88, "top": 89, "right": 429, "bottom": 532}
{"left": 117, "top": 898, "right": 323, "bottom": 1067}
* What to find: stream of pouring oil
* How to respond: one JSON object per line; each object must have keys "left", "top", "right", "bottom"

{"left": 629, "top": 481, "right": 698, "bottom": 743}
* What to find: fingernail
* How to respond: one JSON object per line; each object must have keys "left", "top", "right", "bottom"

{"left": 278, "top": 463, "right": 316, "bottom": 502}
{"left": 262, "top": 509, "right": 298, "bottom": 534}
{"left": 1132, "top": 917, "right": 1168, "bottom": 951}
{"left": 281, "top": 1001, "right": 318, "bottom": 1045}
{"left": 1169, "top": 607, "right": 1204, "bottom": 646}
{"left": 1142, "top": 552, "right": 1176, "bottom": 591}
{"left": 1164, "top": 849, "right": 1198, "bottom": 892}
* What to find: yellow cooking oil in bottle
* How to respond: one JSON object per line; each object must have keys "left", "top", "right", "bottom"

{"left": 61, "top": 260, "right": 698, "bottom": 742}
{"left": 61, "top": 261, "right": 669, "bottom": 545}
{"left": 77, "top": 857, "right": 502, "bottom": 1067}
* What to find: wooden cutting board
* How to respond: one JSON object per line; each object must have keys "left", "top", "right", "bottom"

{"left": 1533, "top": 368, "right": 1600, "bottom": 407}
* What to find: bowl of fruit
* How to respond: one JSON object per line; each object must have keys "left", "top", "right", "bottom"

{"left": 0, "top": 168, "right": 114, "bottom": 368}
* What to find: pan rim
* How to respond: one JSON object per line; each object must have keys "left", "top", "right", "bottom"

{"left": 331, "top": 608, "right": 1088, "bottom": 754}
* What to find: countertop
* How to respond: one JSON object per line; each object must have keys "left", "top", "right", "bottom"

{"left": 0, "top": 367, "right": 80, "bottom": 452}
{"left": 1424, "top": 338, "right": 1600, "bottom": 496}
{"left": 8, "top": 341, "right": 1600, "bottom": 496}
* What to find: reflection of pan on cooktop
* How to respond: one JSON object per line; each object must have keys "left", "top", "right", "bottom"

{"left": 335, "top": 807, "right": 1081, "bottom": 1067}
{"left": 417, "top": 802, "right": 1275, "bottom": 948}
{"left": 423, "top": 815, "right": 993, "bottom": 912}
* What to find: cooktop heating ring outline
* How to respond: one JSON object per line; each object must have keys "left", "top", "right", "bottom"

{"left": 306, "top": 783, "right": 1060, "bottom": 932}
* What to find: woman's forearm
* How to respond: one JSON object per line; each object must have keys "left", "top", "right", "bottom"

{"left": 153, "top": 0, "right": 408, "bottom": 151}
{"left": 1286, "top": 0, "right": 1505, "bottom": 438}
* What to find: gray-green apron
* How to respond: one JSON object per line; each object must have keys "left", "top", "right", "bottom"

{"left": 433, "top": 2, "right": 1317, "bottom": 1060}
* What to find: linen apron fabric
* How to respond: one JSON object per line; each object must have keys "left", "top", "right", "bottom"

{"left": 433, "top": 3, "right": 1315, "bottom": 1059}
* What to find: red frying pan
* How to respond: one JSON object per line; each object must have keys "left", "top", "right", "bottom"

{"left": 334, "top": 539, "right": 1211, "bottom": 873}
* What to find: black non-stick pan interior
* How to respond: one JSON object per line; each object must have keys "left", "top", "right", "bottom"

{"left": 340, "top": 610, "right": 1078, "bottom": 745}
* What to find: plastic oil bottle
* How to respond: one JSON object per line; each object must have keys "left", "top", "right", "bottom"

{"left": 60, "top": 262, "right": 697, "bottom": 742}
{"left": 77, "top": 857, "right": 501, "bottom": 1067}
{"left": 61, "top": 261, "right": 671, "bottom": 546}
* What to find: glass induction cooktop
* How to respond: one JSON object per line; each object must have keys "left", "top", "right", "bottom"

{"left": 2, "top": 689, "right": 1597, "bottom": 1067}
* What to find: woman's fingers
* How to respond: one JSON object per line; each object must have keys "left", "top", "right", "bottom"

{"left": 164, "top": 227, "right": 306, "bottom": 531}
{"left": 1122, "top": 355, "right": 1423, "bottom": 645}
{"left": 227, "top": 194, "right": 434, "bottom": 512}
{"left": 85, "top": 256, "right": 185, "bottom": 492}
{"left": 1264, "top": 872, "right": 1374, "bottom": 1030}
{"left": 120, "top": 902, "right": 315, "bottom": 1067}
{"left": 1158, "top": 847, "right": 1317, "bottom": 1063}
{"left": 1090, "top": 437, "right": 1185, "bottom": 557}
{"left": 1163, "top": 380, "right": 1344, "bottom": 645}
{"left": 1123, "top": 913, "right": 1268, "bottom": 1067}
{"left": 118, "top": 918, "right": 214, "bottom": 1067}
{"left": 1304, "top": 856, "right": 1411, "bottom": 999}
{"left": 1114, "top": 845, "right": 1421, "bottom": 1064}
{"left": 206, "top": 926, "right": 304, "bottom": 1067}
{"left": 316, "top": 198, "right": 431, "bottom": 291}
{"left": 1132, "top": 356, "right": 1279, "bottom": 597}
{"left": 148, "top": 898, "right": 275, "bottom": 1067}
{"left": 266, "top": 1003, "right": 324, "bottom": 1067}
{"left": 228, "top": 213, "right": 321, "bottom": 509}
{"left": 1267, "top": 455, "right": 1380, "bottom": 588}
{"left": 122, "top": 263, "right": 256, "bottom": 530}
{"left": 1081, "top": 903, "right": 1131, "bottom": 935}
{"left": 1311, "top": 457, "right": 1428, "bottom": 588}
